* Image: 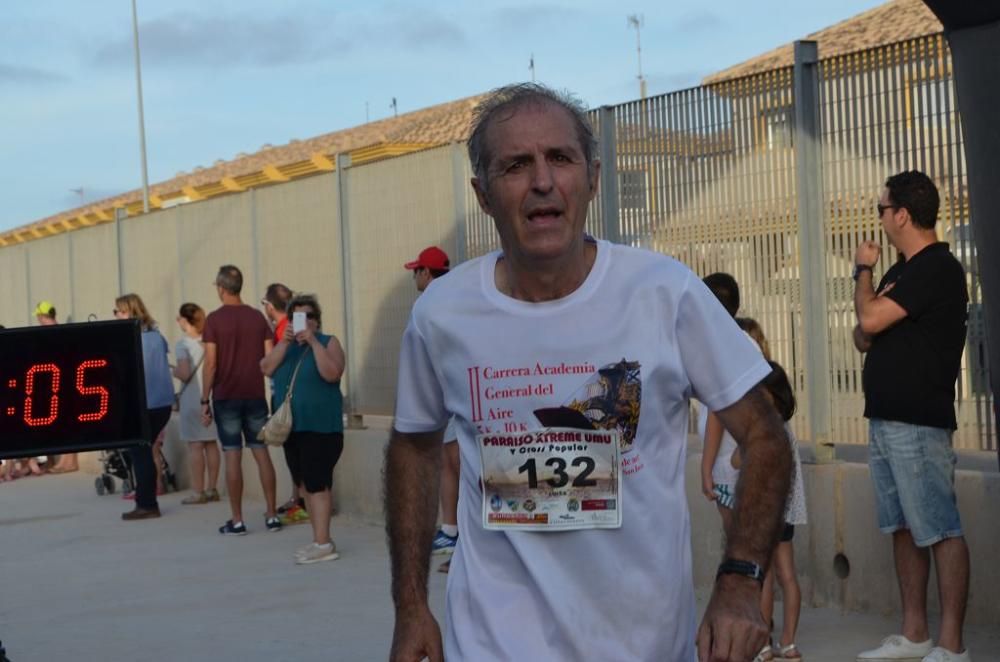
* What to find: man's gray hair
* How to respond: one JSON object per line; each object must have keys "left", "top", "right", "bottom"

{"left": 467, "top": 83, "right": 597, "bottom": 187}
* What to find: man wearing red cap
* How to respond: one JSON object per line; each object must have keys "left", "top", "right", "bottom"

{"left": 404, "top": 247, "right": 460, "bottom": 572}
{"left": 405, "top": 246, "right": 451, "bottom": 293}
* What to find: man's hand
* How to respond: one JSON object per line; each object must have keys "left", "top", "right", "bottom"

{"left": 697, "top": 575, "right": 768, "bottom": 662}
{"left": 855, "top": 240, "right": 880, "bottom": 268}
{"left": 200, "top": 403, "right": 212, "bottom": 427}
{"left": 389, "top": 605, "right": 443, "bottom": 662}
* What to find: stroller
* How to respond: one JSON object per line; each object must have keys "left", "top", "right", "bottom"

{"left": 94, "top": 445, "right": 178, "bottom": 496}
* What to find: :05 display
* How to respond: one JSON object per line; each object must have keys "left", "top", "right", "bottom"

{"left": 0, "top": 320, "right": 149, "bottom": 460}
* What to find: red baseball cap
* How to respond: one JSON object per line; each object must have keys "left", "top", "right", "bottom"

{"left": 404, "top": 246, "right": 450, "bottom": 272}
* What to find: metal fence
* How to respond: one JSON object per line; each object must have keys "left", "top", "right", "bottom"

{"left": 1, "top": 33, "right": 992, "bottom": 450}
{"left": 464, "top": 33, "right": 989, "bottom": 450}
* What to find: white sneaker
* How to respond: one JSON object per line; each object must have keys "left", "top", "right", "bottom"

{"left": 858, "top": 635, "right": 933, "bottom": 661}
{"left": 295, "top": 542, "right": 339, "bottom": 565}
{"left": 922, "top": 647, "right": 971, "bottom": 662}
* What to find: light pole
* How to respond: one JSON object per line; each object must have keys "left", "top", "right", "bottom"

{"left": 131, "top": 0, "right": 150, "bottom": 214}
{"left": 627, "top": 14, "right": 647, "bottom": 100}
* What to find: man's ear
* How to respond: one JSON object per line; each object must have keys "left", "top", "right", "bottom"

{"left": 589, "top": 159, "right": 601, "bottom": 198}
{"left": 471, "top": 178, "right": 492, "bottom": 216}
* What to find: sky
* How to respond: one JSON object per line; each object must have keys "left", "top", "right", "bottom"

{"left": 1, "top": 0, "right": 888, "bottom": 232}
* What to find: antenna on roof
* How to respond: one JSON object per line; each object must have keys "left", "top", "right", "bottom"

{"left": 529, "top": 54, "right": 536, "bottom": 82}
{"left": 390, "top": 97, "right": 398, "bottom": 118}
{"left": 627, "top": 14, "right": 647, "bottom": 100}
{"left": 70, "top": 187, "right": 85, "bottom": 206}
{"left": 366, "top": 101, "right": 370, "bottom": 123}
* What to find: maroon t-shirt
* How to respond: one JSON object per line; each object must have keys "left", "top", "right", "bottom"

{"left": 203, "top": 304, "right": 271, "bottom": 400}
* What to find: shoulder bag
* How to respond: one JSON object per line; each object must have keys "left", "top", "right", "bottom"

{"left": 173, "top": 346, "right": 205, "bottom": 412}
{"left": 257, "top": 349, "right": 309, "bottom": 446}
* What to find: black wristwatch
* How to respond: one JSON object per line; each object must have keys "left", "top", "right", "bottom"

{"left": 200, "top": 399, "right": 210, "bottom": 405}
{"left": 852, "top": 263, "right": 873, "bottom": 281}
{"left": 716, "top": 558, "right": 765, "bottom": 584}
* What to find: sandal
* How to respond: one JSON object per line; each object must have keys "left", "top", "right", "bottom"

{"left": 753, "top": 645, "right": 774, "bottom": 662}
{"left": 776, "top": 643, "right": 802, "bottom": 661}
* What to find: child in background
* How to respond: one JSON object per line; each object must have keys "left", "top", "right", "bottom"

{"left": 758, "top": 361, "right": 808, "bottom": 661}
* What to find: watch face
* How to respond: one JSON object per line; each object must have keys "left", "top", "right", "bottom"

{"left": 0, "top": 320, "right": 149, "bottom": 460}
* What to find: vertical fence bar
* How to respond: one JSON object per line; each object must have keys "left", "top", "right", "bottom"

{"left": 335, "top": 153, "right": 362, "bottom": 428}
{"left": 451, "top": 142, "right": 469, "bottom": 263}
{"left": 794, "top": 41, "right": 834, "bottom": 458}
{"left": 115, "top": 207, "right": 126, "bottom": 296}
{"left": 599, "top": 106, "right": 620, "bottom": 244}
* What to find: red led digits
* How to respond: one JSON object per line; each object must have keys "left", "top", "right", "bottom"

{"left": 24, "top": 363, "right": 61, "bottom": 426}
{"left": 76, "top": 359, "right": 110, "bottom": 422}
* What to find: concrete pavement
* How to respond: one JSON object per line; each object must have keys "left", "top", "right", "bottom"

{"left": 2, "top": 471, "right": 998, "bottom": 661}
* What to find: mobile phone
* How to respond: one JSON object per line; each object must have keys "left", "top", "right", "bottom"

{"left": 292, "top": 311, "right": 306, "bottom": 333}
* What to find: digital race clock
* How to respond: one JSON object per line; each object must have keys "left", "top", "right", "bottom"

{"left": 0, "top": 320, "right": 150, "bottom": 460}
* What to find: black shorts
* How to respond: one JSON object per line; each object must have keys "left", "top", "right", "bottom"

{"left": 780, "top": 523, "right": 795, "bottom": 542}
{"left": 282, "top": 431, "right": 344, "bottom": 493}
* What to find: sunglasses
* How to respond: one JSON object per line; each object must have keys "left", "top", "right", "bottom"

{"left": 876, "top": 203, "right": 898, "bottom": 216}
{"left": 303, "top": 312, "right": 318, "bottom": 321}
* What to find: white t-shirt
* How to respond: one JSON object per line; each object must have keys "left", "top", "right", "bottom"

{"left": 394, "top": 240, "right": 770, "bottom": 661}
{"left": 696, "top": 331, "right": 762, "bottom": 487}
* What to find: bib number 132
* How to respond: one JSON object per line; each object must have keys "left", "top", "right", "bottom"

{"left": 517, "top": 456, "right": 597, "bottom": 489}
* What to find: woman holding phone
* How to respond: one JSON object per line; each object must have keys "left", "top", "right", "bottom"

{"left": 260, "top": 294, "right": 346, "bottom": 564}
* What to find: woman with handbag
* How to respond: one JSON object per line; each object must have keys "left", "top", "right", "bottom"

{"left": 260, "top": 294, "right": 346, "bottom": 564}
{"left": 174, "top": 303, "right": 221, "bottom": 505}
{"left": 115, "top": 293, "right": 174, "bottom": 521}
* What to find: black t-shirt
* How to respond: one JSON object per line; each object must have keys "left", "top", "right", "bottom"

{"left": 862, "top": 242, "right": 968, "bottom": 429}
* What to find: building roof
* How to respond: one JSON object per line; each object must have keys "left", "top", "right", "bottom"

{"left": 702, "top": 0, "right": 942, "bottom": 85}
{"left": 1, "top": 94, "right": 484, "bottom": 246}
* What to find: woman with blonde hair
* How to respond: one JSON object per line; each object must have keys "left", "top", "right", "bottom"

{"left": 174, "top": 303, "right": 220, "bottom": 504}
{"left": 114, "top": 294, "right": 174, "bottom": 520}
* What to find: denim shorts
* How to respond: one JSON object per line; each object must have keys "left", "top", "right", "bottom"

{"left": 868, "top": 418, "right": 963, "bottom": 547}
{"left": 213, "top": 399, "right": 268, "bottom": 451}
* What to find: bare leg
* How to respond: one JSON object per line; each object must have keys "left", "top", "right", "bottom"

{"left": 440, "top": 443, "right": 460, "bottom": 527}
{"left": 224, "top": 449, "right": 244, "bottom": 522}
{"left": 250, "top": 447, "right": 277, "bottom": 518}
{"left": 204, "top": 441, "right": 220, "bottom": 491}
{"left": 189, "top": 442, "right": 206, "bottom": 493}
{"left": 893, "top": 529, "right": 931, "bottom": 643}
{"left": 774, "top": 541, "right": 801, "bottom": 647}
{"left": 760, "top": 565, "right": 775, "bottom": 642}
{"left": 932, "top": 536, "right": 969, "bottom": 653}
{"left": 306, "top": 488, "right": 333, "bottom": 545}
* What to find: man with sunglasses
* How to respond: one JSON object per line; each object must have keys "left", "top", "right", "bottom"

{"left": 853, "top": 170, "right": 971, "bottom": 662}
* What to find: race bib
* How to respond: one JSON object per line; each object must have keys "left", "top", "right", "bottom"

{"left": 478, "top": 427, "right": 622, "bottom": 531}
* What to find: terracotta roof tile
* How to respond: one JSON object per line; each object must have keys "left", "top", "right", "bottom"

{"left": 12, "top": 94, "right": 485, "bottom": 236}
{"left": 702, "top": 0, "right": 941, "bottom": 85}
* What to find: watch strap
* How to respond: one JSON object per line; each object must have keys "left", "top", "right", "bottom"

{"left": 716, "top": 558, "right": 765, "bottom": 584}
{"left": 853, "top": 264, "right": 873, "bottom": 281}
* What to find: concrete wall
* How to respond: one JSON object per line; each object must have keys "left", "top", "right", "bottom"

{"left": 79, "top": 417, "right": 998, "bottom": 626}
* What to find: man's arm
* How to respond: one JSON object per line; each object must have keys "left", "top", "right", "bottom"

{"left": 200, "top": 342, "right": 217, "bottom": 426}
{"left": 697, "top": 384, "right": 791, "bottom": 662}
{"left": 853, "top": 324, "right": 873, "bottom": 353}
{"left": 854, "top": 240, "right": 906, "bottom": 335}
{"left": 385, "top": 428, "right": 445, "bottom": 662}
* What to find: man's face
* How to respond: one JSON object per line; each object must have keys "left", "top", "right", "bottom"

{"left": 36, "top": 315, "right": 55, "bottom": 326}
{"left": 413, "top": 267, "right": 432, "bottom": 292}
{"left": 472, "top": 103, "right": 599, "bottom": 265}
{"left": 878, "top": 187, "right": 902, "bottom": 247}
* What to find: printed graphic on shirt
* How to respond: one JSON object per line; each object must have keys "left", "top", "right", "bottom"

{"left": 466, "top": 359, "right": 642, "bottom": 454}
